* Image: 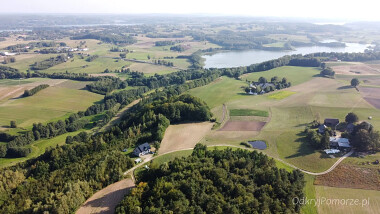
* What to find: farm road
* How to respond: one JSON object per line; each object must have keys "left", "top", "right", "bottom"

{"left": 77, "top": 145, "right": 354, "bottom": 214}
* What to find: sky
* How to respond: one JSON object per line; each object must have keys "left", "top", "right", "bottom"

{"left": 1, "top": 0, "right": 380, "bottom": 22}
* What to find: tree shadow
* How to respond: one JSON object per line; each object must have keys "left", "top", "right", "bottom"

{"left": 337, "top": 85, "right": 353, "bottom": 90}
{"left": 80, "top": 185, "right": 135, "bottom": 213}
{"left": 285, "top": 133, "right": 317, "bottom": 159}
{"left": 294, "top": 123, "right": 310, "bottom": 128}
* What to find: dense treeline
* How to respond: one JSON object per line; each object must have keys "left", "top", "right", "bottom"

{"left": 206, "top": 30, "right": 278, "bottom": 50}
{"left": 23, "top": 84, "right": 49, "bottom": 97}
{"left": 86, "top": 77, "right": 127, "bottom": 94}
{"left": 30, "top": 54, "right": 68, "bottom": 70}
{"left": 34, "top": 71, "right": 100, "bottom": 81}
{"left": 5, "top": 41, "right": 66, "bottom": 52}
{"left": 127, "top": 69, "right": 222, "bottom": 89}
{"left": 305, "top": 51, "right": 380, "bottom": 62}
{"left": 71, "top": 32, "right": 136, "bottom": 45}
{"left": 116, "top": 144, "right": 305, "bottom": 214}
{"left": 153, "top": 59, "right": 174, "bottom": 66}
{"left": 288, "top": 57, "right": 321, "bottom": 67}
{"left": 0, "top": 65, "right": 25, "bottom": 79}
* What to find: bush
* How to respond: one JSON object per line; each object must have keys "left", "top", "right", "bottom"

{"left": 10, "top": 120, "right": 17, "bottom": 128}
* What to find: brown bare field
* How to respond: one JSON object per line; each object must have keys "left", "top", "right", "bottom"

{"left": 159, "top": 122, "right": 213, "bottom": 154}
{"left": 314, "top": 164, "right": 380, "bottom": 191}
{"left": 359, "top": 87, "right": 380, "bottom": 109}
{"left": 76, "top": 178, "right": 135, "bottom": 214}
{"left": 332, "top": 63, "right": 380, "bottom": 75}
{"left": 219, "top": 121, "right": 266, "bottom": 131}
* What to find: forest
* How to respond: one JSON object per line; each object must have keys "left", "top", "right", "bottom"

{"left": 0, "top": 92, "right": 212, "bottom": 213}
{"left": 71, "top": 32, "right": 137, "bottom": 45}
{"left": 116, "top": 144, "right": 305, "bottom": 214}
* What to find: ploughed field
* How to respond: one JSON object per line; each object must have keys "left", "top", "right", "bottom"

{"left": 219, "top": 121, "right": 266, "bottom": 131}
{"left": 359, "top": 87, "right": 380, "bottom": 109}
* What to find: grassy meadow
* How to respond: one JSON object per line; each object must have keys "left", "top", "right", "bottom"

{"left": 0, "top": 82, "right": 103, "bottom": 130}
{"left": 189, "top": 65, "right": 380, "bottom": 173}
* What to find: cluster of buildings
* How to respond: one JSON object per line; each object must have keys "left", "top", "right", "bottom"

{"left": 319, "top": 118, "right": 353, "bottom": 154}
{"left": 247, "top": 82, "right": 275, "bottom": 95}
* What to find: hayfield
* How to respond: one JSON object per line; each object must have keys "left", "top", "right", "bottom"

{"left": 159, "top": 122, "right": 213, "bottom": 155}
{"left": 315, "top": 186, "right": 380, "bottom": 214}
{"left": 0, "top": 84, "right": 103, "bottom": 129}
{"left": 267, "top": 91, "right": 296, "bottom": 100}
{"left": 219, "top": 121, "right": 266, "bottom": 131}
{"left": 188, "top": 65, "right": 380, "bottom": 173}
{"left": 230, "top": 109, "right": 269, "bottom": 117}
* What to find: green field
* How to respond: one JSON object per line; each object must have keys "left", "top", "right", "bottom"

{"left": 0, "top": 85, "right": 103, "bottom": 129}
{"left": 189, "top": 65, "right": 380, "bottom": 173}
{"left": 230, "top": 109, "right": 269, "bottom": 117}
{"left": 0, "top": 129, "right": 85, "bottom": 168}
{"left": 267, "top": 90, "right": 296, "bottom": 100}
{"left": 315, "top": 186, "right": 380, "bottom": 214}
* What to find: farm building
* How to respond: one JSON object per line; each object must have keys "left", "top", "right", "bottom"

{"left": 329, "top": 137, "right": 351, "bottom": 148}
{"left": 133, "top": 143, "right": 151, "bottom": 157}
{"left": 324, "top": 118, "right": 339, "bottom": 127}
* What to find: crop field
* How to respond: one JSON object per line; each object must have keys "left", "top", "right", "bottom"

{"left": 128, "top": 62, "right": 178, "bottom": 74}
{"left": 359, "top": 87, "right": 380, "bottom": 109}
{"left": 219, "top": 121, "right": 266, "bottom": 131}
{"left": 315, "top": 186, "right": 380, "bottom": 214}
{"left": 267, "top": 91, "right": 296, "bottom": 100}
{"left": 315, "top": 164, "right": 380, "bottom": 191}
{"left": 159, "top": 122, "right": 214, "bottom": 155}
{"left": 230, "top": 109, "right": 269, "bottom": 117}
{"left": 0, "top": 83, "right": 103, "bottom": 130}
{"left": 331, "top": 63, "right": 380, "bottom": 75}
{"left": 189, "top": 65, "right": 380, "bottom": 173}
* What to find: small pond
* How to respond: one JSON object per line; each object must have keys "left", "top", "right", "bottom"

{"left": 248, "top": 141, "right": 267, "bottom": 150}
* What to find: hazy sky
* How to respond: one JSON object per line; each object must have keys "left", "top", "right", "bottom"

{"left": 1, "top": 0, "right": 380, "bottom": 21}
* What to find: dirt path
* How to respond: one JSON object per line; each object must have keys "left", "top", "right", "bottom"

{"left": 98, "top": 99, "right": 141, "bottom": 132}
{"left": 76, "top": 179, "right": 135, "bottom": 214}
{"left": 77, "top": 144, "right": 354, "bottom": 214}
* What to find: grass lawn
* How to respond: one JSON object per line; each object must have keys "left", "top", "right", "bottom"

{"left": 315, "top": 186, "right": 380, "bottom": 214}
{"left": 242, "top": 66, "right": 320, "bottom": 86}
{"left": 43, "top": 56, "right": 132, "bottom": 74}
{"left": 276, "top": 130, "right": 336, "bottom": 172}
{"left": 302, "top": 175, "right": 318, "bottom": 214}
{"left": 188, "top": 77, "right": 246, "bottom": 109}
{"left": 267, "top": 91, "right": 296, "bottom": 100}
{"left": 0, "top": 78, "right": 50, "bottom": 86}
{"left": 0, "top": 86, "right": 103, "bottom": 129}
{"left": 230, "top": 109, "right": 269, "bottom": 117}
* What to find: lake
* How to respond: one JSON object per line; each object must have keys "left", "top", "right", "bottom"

{"left": 203, "top": 42, "right": 370, "bottom": 68}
